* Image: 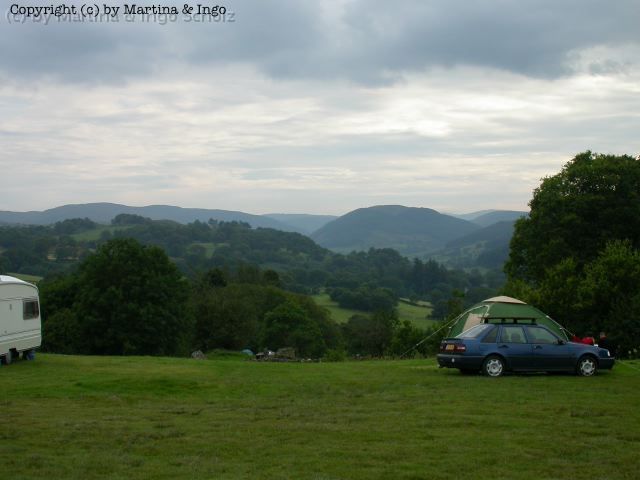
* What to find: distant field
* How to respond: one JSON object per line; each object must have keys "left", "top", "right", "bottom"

{"left": 6, "top": 272, "right": 43, "bottom": 283}
{"left": 313, "top": 293, "right": 366, "bottom": 323}
{"left": 313, "top": 294, "right": 435, "bottom": 329}
{"left": 70, "top": 225, "right": 133, "bottom": 241}
{"left": 1, "top": 354, "right": 639, "bottom": 479}
{"left": 188, "top": 242, "right": 218, "bottom": 257}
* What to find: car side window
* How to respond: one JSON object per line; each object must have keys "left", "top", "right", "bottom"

{"left": 481, "top": 326, "right": 498, "bottom": 343}
{"left": 500, "top": 326, "right": 526, "bottom": 344}
{"left": 525, "top": 326, "right": 558, "bottom": 344}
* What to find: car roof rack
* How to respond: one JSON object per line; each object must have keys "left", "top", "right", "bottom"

{"left": 483, "top": 316, "right": 538, "bottom": 325}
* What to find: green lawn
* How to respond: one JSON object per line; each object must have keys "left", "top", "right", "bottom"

{"left": 313, "top": 294, "right": 436, "bottom": 329}
{"left": 1, "top": 355, "right": 639, "bottom": 479}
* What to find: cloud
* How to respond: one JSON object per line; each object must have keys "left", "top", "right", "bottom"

{"left": 1, "top": 60, "right": 638, "bottom": 213}
{"left": 1, "top": 0, "right": 639, "bottom": 85}
{"left": 1, "top": 2, "right": 639, "bottom": 214}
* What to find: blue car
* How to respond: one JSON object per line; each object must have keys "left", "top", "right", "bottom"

{"left": 437, "top": 323, "right": 615, "bottom": 377}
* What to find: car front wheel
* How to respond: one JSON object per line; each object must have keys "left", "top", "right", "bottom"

{"left": 483, "top": 355, "right": 505, "bottom": 377}
{"left": 576, "top": 356, "right": 597, "bottom": 376}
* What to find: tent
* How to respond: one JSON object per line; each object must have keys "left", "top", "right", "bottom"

{"left": 446, "top": 296, "right": 569, "bottom": 340}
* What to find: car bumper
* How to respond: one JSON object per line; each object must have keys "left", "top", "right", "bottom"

{"left": 437, "top": 354, "right": 484, "bottom": 370}
{"left": 599, "top": 357, "right": 615, "bottom": 370}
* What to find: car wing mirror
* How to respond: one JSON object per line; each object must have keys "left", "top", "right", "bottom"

{"left": 557, "top": 339, "right": 566, "bottom": 345}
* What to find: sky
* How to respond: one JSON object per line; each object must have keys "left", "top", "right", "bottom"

{"left": 1, "top": 1, "right": 639, "bottom": 215}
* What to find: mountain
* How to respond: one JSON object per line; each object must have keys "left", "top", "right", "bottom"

{"left": 434, "top": 220, "right": 517, "bottom": 269}
{"left": 310, "top": 205, "right": 480, "bottom": 256}
{"left": 262, "top": 213, "right": 338, "bottom": 235}
{"left": 470, "top": 210, "right": 527, "bottom": 227}
{"left": 0, "top": 203, "right": 293, "bottom": 231}
{"left": 449, "top": 210, "right": 496, "bottom": 222}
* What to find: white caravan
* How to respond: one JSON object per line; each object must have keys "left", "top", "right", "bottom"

{"left": 0, "top": 275, "right": 41, "bottom": 364}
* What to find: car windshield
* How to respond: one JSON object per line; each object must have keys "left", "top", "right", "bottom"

{"left": 457, "top": 324, "right": 494, "bottom": 338}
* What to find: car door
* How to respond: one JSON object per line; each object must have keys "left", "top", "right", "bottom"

{"left": 525, "top": 326, "right": 574, "bottom": 371}
{"left": 497, "top": 325, "right": 533, "bottom": 370}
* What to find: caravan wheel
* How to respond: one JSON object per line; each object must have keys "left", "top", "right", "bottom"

{"left": 1, "top": 351, "right": 13, "bottom": 365}
{"left": 23, "top": 350, "right": 36, "bottom": 361}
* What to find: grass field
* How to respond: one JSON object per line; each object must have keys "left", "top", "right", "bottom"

{"left": 70, "top": 225, "right": 132, "bottom": 242}
{"left": 2, "top": 355, "right": 639, "bottom": 479}
{"left": 6, "top": 273, "right": 43, "bottom": 283}
{"left": 313, "top": 294, "right": 435, "bottom": 329}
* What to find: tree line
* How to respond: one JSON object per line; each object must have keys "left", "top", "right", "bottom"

{"left": 0, "top": 214, "right": 502, "bottom": 317}
{"left": 38, "top": 238, "right": 450, "bottom": 359}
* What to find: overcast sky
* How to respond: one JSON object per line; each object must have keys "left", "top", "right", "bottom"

{"left": 1, "top": 1, "right": 639, "bottom": 215}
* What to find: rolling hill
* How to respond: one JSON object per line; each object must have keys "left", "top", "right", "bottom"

{"left": 310, "top": 205, "right": 480, "bottom": 256}
{"left": 263, "top": 213, "right": 338, "bottom": 234}
{"left": 470, "top": 210, "right": 527, "bottom": 227}
{"left": 434, "top": 220, "right": 517, "bottom": 268}
{"left": 0, "top": 203, "right": 293, "bottom": 231}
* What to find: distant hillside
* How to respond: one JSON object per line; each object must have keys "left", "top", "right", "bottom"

{"left": 449, "top": 210, "right": 496, "bottom": 221}
{"left": 471, "top": 210, "right": 527, "bottom": 227}
{"left": 435, "top": 220, "right": 516, "bottom": 269}
{"left": 0, "top": 203, "right": 293, "bottom": 231}
{"left": 311, "top": 205, "right": 480, "bottom": 256}
{"left": 263, "top": 213, "right": 338, "bottom": 235}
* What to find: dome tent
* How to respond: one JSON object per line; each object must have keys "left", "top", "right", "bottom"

{"left": 446, "top": 296, "right": 568, "bottom": 340}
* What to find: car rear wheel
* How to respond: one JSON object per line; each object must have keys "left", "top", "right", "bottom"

{"left": 482, "top": 355, "right": 505, "bottom": 377}
{"left": 576, "top": 356, "right": 597, "bottom": 376}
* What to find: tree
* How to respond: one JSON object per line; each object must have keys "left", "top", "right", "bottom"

{"left": 577, "top": 241, "right": 640, "bottom": 355}
{"left": 262, "top": 302, "right": 326, "bottom": 357}
{"left": 389, "top": 320, "right": 426, "bottom": 357}
{"left": 53, "top": 218, "right": 96, "bottom": 234}
{"left": 343, "top": 310, "right": 398, "bottom": 356}
{"left": 505, "top": 152, "right": 640, "bottom": 350}
{"left": 72, "top": 238, "right": 189, "bottom": 355}
{"left": 192, "top": 284, "right": 261, "bottom": 351}
{"left": 111, "top": 213, "right": 152, "bottom": 225}
{"left": 506, "top": 151, "right": 640, "bottom": 283}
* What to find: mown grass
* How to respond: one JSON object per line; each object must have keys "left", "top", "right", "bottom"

{"left": 313, "top": 294, "right": 435, "bottom": 329}
{"left": 1, "top": 355, "right": 639, "bottom": 479}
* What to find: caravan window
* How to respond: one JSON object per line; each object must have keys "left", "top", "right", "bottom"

{"left": 23, "top": 299, "right": 40, "bottom": 320}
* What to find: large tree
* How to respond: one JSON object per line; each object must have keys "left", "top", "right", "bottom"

{"left": 42, "top": 238, "right": 189, "bottom": 355}
{"left": 505, "top": 152, "right": 640, "bottom": 350}
{"left": 506, "top": 151, "right": 640, "bottom": 283}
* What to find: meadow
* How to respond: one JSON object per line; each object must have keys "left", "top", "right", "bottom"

{"left": 2, "top": 354, "right": 639, "bottom": 479}
{"left": 312, "top": 294, "right": 435, "bottom": 329}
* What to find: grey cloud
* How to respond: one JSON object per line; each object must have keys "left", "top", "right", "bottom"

{"left": 1, "top": 0, "right": 639, "bottom": 84}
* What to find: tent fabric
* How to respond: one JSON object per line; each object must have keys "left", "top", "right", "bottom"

{"left": 483, "top": 296, "right": 525, "bottom": 304}
{"left": 447, "top": 297, "right": 568, "bottom": 340}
